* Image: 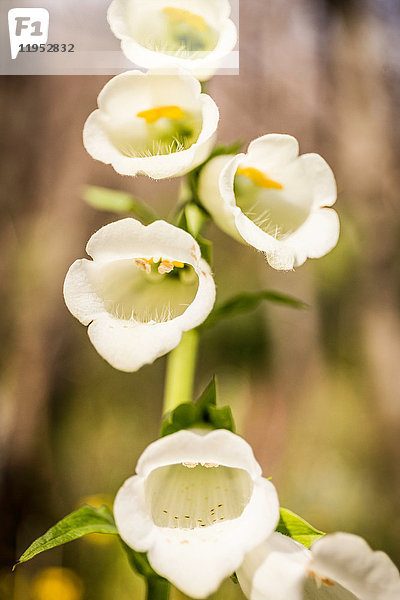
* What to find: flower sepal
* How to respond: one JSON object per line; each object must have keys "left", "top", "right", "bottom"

{"left": 276, "top": 507, "right": 325, "bottom": 548}
{"left": 161, "top": 377, "right": 235, "bottom": 437}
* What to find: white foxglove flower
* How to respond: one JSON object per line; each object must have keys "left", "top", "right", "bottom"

{"left": 83, "top": 69, "right": 219, "bottom": 179}
{"left": 237, "top": 531, "right": 400, "bottom": 600}
{"left": 198, "top": 135, "right": 340, "bottom": 270}
{"left": 114, "top": 429, "right": 280, "bottom": 598}
{"left": 63, "top": 218, "right": 215, "bottom": 372}
{"left": 107, "top": 0, "right": 237, "bottom": 82}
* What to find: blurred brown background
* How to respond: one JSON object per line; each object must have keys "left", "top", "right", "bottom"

{"left": 1, "top": 0, "right": 400, "bottom": 598}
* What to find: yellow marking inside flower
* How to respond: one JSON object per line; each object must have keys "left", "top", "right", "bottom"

{"left": 237, "top": 166, "right": 283, "bottom": 190}
{"left": 137, "top": 105, "right": 185, "bottom": 124}
{"left": 163, "top": 7, "right": 207, "bottom": 32}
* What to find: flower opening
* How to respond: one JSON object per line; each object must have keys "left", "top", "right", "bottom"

{"left": 146, "top": 463, "right": 254, "bottom": 529}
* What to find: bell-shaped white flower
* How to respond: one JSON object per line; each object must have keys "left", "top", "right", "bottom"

{"left": 83, "top": 69, "right": 219, "bottom": 179}
{"left": 114, "top": 429, "right": 280, "bottom": 598}
{"left": 198, "top": 134, "right": 340, "bottom": 270}
{"left": 63, "top": 218, "right": 215, "bottom": 372}
{"left": 107, "top": 0, "right": 237, "bottom": 82}
{"left": 237, "top": 531, "right": 400, "bottom": 600}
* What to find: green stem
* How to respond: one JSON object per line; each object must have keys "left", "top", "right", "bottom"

{"left": 146, "top": 577, "right": 170, "bottom": 600}
{"left": 163, "top": 329, "right": 199, "bottom": 414}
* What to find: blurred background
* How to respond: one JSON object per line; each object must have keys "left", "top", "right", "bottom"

{"left": 1, "top": 0, "right": 400, "bottom": 598}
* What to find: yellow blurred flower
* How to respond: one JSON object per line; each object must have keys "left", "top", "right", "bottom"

{"left": 32, "top": 568, "right": 83, "bottom": 600}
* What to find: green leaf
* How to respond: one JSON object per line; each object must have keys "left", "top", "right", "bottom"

{"left": 121, "top": 542, "right": 171, "bottom": 598}
{"left": 82, "top": 185, "right": 158, "bottom": 224}
{"left": 199, "top": 290, "right": 308, "bottom": 330}
{"left": 15, "top": 505, "right": 118, "bottom": 567}
{"left": 197, "top": 377, "right": 217, "bottom": 408}
{"left": 277, "top": 508, "right": 325, "bottom": 548}
{"left": 161, "top": 377, "right": 235, "bottom": 436}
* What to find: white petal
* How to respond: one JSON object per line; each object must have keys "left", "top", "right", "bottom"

{"left": 136, "top": 429, "right": 263, "bottom": 478}
{"left": 97, "top": 68, "right": 201, "bottom": 115}
{"left": 85, "top": 218, "right": 201, "bottom": 265}
{"left": 298, "top": 153, "right": 337, "bottom": 208}
{"left": 237, "top": 533, "right": 309, "bottom": 600}
{"left": 288, "top": 208, "right": 340, "bottom": 267}
{"left": 246, "top": 134, "right": 300, "bottom": 170}
{"left": 147, "top": 478, "right": 279, "bottom": 598}
{"left": 114, "top": 475, "right": 157, "bottom": 552}
{"left": 198, "top": 154, "right": 243, "bottom": 241}
{"left": 87, "top": 314, "right": 183, "bottom": 372}
{"left": 311, "top": 533, "right": 400, "bottom": 600}
{"left": 175, "top": 258, "right": 216, "bottom": 330}
{"left": 63, "top": 259, "right": 106, "bottom": 326}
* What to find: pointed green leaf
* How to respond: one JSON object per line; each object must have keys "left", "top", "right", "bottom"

{"left": 199, "top": 290, "right": 308, "bottom": 330}
{"left": 161, "top": 377, "right": 235, "bottom": 436}
{"left": 277, "top": 508, "right": 325, "bottom": 548}
{"left": 208, "top": 405, "right": 235, "bottom": 432}
{"left": 15, "top": 505, "right": 118, "bottom": 567}
{"left": 197, "top": 376, "right": 217, "bottom": 408}
{"left": 82, "top": 185, "right": 158, "bottom": 224}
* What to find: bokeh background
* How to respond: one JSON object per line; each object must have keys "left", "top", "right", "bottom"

{"left": 1, "top": 0, "right": 400, "bottom": 598}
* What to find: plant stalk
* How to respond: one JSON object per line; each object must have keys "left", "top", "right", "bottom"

{"left": 146, "top": 577, "right": 170, "bottom": 600}
{"left": 163, "top": 329, "right": 199, "bottom": 415}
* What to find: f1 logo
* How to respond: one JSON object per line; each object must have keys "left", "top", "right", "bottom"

{"left": 8, "top": 8, "right": 49, "bottom": 59}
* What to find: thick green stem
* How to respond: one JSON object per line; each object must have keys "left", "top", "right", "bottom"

{"left": 146, "top": 577, "right": 170, "bottom": 600}
{"left": 163, "top": 330, "right": 199, "bottom": 415}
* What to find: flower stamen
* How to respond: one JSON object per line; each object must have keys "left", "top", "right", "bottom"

{"left": 134, "top": 258, "right": 152, "bottom": 273}
{"left": 307, "top": 569, "right": 335, "bottom": 588}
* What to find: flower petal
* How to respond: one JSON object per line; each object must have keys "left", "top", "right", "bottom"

{"left": 298, "top": 153, "right": 337, "bottom": 208}
{"left": 311, "top": 533, "right": 400, "bottom": 600}
{"left": 114, "top": 475, "right": 157, "bottom": 552}
{"left": 198, "top": 154, "right": 243, "bottom": 241}
{"left": 246, "top": 134, "right": 300, "bottom": 170}
{"left": 136, "top": 429, "right": 263, "bottom": 478}
{"left": 288, "top": 208, "right": 340, "bottom": 267}
{"left": 87, "top": 314, "right": 183, "bottom": 372}
{"left": 237, "top": 533, "right": 309, "bottom": 600}
{"left": 147, "top": 478, "right": 279, "bottom": 598}
{"left": 63, "top": 259, "right": 106, "bottom": 326}
{"left": 86, "top": 218, "right": 201, "bottom": 265}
